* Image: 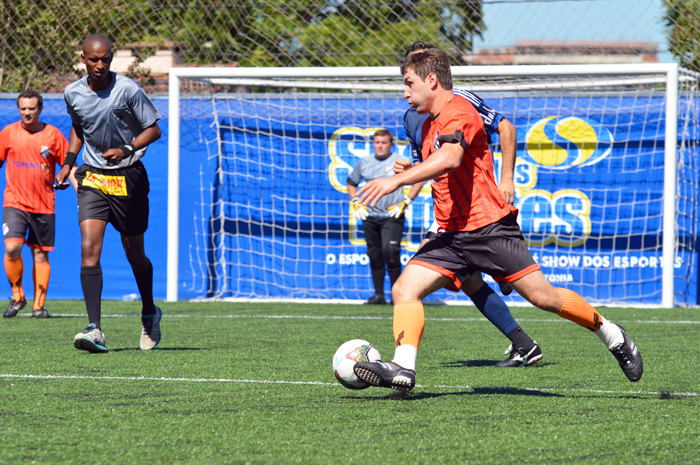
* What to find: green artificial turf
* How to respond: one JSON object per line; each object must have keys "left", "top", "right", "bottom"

{"left": 1, "top": 301, "right": 699, "bottom": 464}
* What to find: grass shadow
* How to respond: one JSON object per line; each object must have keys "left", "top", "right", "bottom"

{"left": 442, "top": 359, "right": 555, "bottom": 368}
{"left": 352, "top": 386, "right": 564, "bottom": 401}
{"left": 109, "top": 347, "right": 208, "bottom": 352}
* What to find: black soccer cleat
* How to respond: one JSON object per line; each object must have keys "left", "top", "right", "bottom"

{"left": 498, "top": 281, "right": 513, "bottom": 296}
{"left": 3, "top": 298, "right": 27, "bottom": 318}
{"left": 495, "top": 341, "right": 543, "bottom": 367}
{"left": 610, "top": 324, "right": 643, "bottom": 382}
{"left": 32, "top": 306, "right": 52, "bottom": 318}
{"left": 364, "top": 295, "right": 387, "bottom": 305}
{"left": 354, "top": 361, "right": 415, "bottom": 392}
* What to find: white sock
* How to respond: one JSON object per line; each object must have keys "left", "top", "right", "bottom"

{"left": 595, "top": 316, "right": 624, "bottom": 350}
{"left": 392, "top": 345, "right": 418, "bottom": 371}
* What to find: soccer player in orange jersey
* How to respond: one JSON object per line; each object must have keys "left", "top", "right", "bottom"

{"left": 0, "top": 90, "right": 75, "bottom": 318}
{"left": 352, "top": 48, "right": 643, "bottom": 392}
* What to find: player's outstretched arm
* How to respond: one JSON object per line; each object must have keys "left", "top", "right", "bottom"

{"left": 408, "top": 181, "right": 426, "bottom": 199}
{"left": 359, "top": 142, "right": 463, "bottom": 207}
{"left": 496, "top": 118, "right": 516, "bottom": 205}
{"left": 102, "top": 122, "right": 161, "bottom": 166}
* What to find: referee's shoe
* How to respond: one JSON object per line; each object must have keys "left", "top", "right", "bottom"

{"left": 74, "top": 323, "right": 107, "bottom": 353}
{"left": 140, "top": 306, "right": 162, "bottom": 350}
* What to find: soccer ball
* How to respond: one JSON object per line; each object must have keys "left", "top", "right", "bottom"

{"left": 332, "top": 339, "right": 381, "bottom": 390}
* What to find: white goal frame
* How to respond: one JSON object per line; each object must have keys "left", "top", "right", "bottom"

{"left": 167, "top": 63, "right": 681, "bottom": 306}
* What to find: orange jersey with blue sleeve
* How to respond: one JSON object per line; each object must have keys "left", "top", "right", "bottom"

{"left": 421, "top": 95, "right": 518, "bottom": 232}
{"left": 0, "top": 122, "right": 68, "bottom": 214}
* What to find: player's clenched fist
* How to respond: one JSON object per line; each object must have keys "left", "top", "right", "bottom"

{"left": 394, "top": 158, "right": 411, "bottom": 174}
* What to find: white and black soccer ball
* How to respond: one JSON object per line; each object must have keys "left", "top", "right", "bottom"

{"left": 332, "top": 339, "right": 381, "bottom": 390}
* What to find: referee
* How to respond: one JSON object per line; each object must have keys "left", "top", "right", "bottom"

{"left": 347, "top": 129, "right": 423, "bottom": 304}
{"left": 55, "top": 34, "right": 162, "bottom": 353}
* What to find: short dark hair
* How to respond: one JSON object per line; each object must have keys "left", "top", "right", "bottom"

{"left": 399, "top": 48, "right": 453, "bottom": 90}
{"left": 373, "top": 128, "right": 394, "bottom": 143}
{"left": 404, "top": 41, "right": 439, "bottom": 57}
{"left": 17, "top": 90, "right": 43, "bottom": 108}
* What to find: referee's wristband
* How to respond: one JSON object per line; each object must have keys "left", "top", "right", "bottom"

{"left": 119, "top": 144, "right": 136, "bottom": 157}
{"left": 62, "top": 151, "right": 78, "bottom": 169}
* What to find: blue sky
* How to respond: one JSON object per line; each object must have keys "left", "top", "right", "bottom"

{"left": 472, "top": 0, "right": 673, "bottom": 63}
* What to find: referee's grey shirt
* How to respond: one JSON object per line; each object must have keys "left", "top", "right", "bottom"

{"left": 347, "top": 152, "right": 408, "bottom": 218}
{"left": 64, "top": 72, "right": 161, "bottom": 170}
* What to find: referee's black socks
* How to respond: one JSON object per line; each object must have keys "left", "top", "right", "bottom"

{"left": 133, "top": 260, "right": 155, "bottom": 316}
{"left": 81, "top": 265, "right": 103, "bottom": 330}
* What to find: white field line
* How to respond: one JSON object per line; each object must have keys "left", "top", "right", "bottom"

{"left": 1, "top": 373, "right": 696, "bottom": 398}
{"left": 24, "top": 313, "right": 700, "bottom": 325}
{"left": 189, "top": 297, "right": 677, "bottom": 309}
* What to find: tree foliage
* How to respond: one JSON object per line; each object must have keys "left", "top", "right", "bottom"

{"left": 664, "top": 0, "right": 700, "bottom": 72}
{"left": 0, "top": 0, "right": 152, "bottom": 92}
{"left": 0, "top": 0, "right": 484, "bottom": 92}
{"left": 8, "top": 1, "right": 698, "bottom": 93}
{"left": 148, "top": 0, "right": 484, "bottom": 67}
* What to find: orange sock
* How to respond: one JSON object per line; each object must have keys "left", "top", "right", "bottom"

{"left": 558, "top": 289, "right": 603, "bottom": 331}
{"left": 393, "top": 301, "right": 425, "bottom": 348}
{"left": 33, "top": 260, "right": 50, "bottom": 310}
{"left": 4, "top": 255, "right": 24, "bottom": 302}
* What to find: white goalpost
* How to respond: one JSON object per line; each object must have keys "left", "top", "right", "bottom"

{"left": 167, "top": 64, "right": 699, "bottom": 307}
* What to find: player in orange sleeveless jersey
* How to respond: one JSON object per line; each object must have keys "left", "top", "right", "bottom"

{"left": 0, "top": 90, "right": 75, "bottom": 318}
{"left": 352, "top": 48, "right": 643, "bottom": 392}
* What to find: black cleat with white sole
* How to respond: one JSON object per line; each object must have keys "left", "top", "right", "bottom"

{"left": 354, "top": 361, "right": 416, "bottom": 392}
{"left": 610, "top": 324, "right": 643, "bottom": 382}
{"left": 495, "top": 341, "right": 543, "bottom": 367}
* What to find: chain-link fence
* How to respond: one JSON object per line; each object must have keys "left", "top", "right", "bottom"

{"left": 0, "top": 0, "right": 698, "bottom": 93}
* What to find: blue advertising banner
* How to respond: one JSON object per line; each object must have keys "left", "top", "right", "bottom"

{"left": 179, "top": 93, "right": 698, "bottom": 305}
{"left": 0, "top": 93, "right": 697, "bottom": 306}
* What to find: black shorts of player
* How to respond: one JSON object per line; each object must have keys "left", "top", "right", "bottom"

{"left": 75, "top": 161, "right": 150, "bottom": 237}
{"left": 2, "top": 207, "right": 55, "bottom": 251}
{"left": 409, "top": 214, "right": 540, "bottom": 292}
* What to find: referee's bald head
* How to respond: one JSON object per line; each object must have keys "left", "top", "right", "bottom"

{"left": 82, "top": 34, "right": 112, "bottom": 54}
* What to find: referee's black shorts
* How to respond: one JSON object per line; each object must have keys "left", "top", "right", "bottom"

{"left": 409, "top": 214, "right": 540, "bottom": 292}
{"left": 75, "top": 161, "right": 150, "bottom": 237}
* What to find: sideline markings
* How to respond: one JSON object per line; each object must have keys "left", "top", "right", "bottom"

{"left": 18, "top": 313, "right": 700, "bottom": 325}
{"left": 1, "top": 373, "right": 697, "bottom": 398}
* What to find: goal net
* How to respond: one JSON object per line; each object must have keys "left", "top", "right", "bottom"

{"left": 168, "top": 65, "right": 700, "bottom": 307}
